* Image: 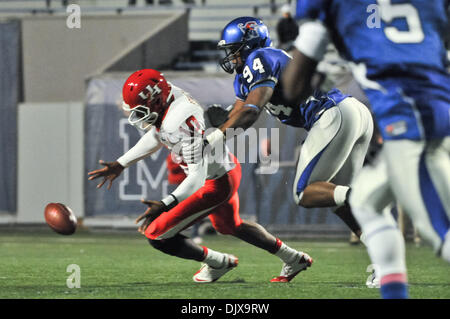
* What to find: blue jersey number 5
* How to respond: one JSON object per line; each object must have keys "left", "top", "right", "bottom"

{"left": 377, "top": 0, "right": 424, "bottom": 43}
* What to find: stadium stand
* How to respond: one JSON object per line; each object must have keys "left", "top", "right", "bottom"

{"left": 0, "top": 0, "right": 286, "bottom": 71}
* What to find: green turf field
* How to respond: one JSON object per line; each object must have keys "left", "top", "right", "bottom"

{"left": 0, "top": 228, "right": 448, "bottom": 299}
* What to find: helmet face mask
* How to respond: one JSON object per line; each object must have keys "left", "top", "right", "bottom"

{"left": 218, "top": 17, "right": 272, "bottom": 74}
{"left": 125, "top": 104, "right": 159, "bottom": 130}
{"left": 219, "top": 42, "right": 246, "bottom": 74}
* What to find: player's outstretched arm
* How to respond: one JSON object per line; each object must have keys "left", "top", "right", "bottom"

{"left": 221, "top": 86, "right": 273, "bottom": 132}
{"left": 116, "top": 126, "right": 163, "bottom": 168}
{"left": 203, "top": 86, "right": 273, "bottom": 148}
{"left": 87, "top": 160, "right": 125, "bottom": 190}
{"left": 88, "top": 127, "right": 162, "bottom": 190}
{"left": 227, "top": 99, "right": 246, "bottom": 119}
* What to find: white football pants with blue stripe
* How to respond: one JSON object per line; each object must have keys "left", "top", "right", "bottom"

{"left": 350, "top": 138, "right": 450, "bottom": 277}
{"left": 292, "top": 97, "right": 373, "bottom": 205}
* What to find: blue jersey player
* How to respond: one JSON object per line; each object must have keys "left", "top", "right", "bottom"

{"left": 283, "top": 0, "right": 450, "bottom": 298}
{"left": 192, "top": 16, "right": 374, "bottom": 282}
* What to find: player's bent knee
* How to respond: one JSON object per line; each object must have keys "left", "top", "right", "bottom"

{"left": 145, "top": 221, "right": 171, "bottom": 240}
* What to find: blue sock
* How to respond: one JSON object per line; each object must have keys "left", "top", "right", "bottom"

{"left": 380, "top": 282, "right": 409, "bottom": 299}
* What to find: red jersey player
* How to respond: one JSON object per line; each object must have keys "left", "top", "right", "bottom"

{"left": 88, "top": 69, "right": 312, "bottom": 283}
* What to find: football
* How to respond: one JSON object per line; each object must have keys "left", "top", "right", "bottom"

{"left": 44, "top": 203, "right": 77, "bottom": 235}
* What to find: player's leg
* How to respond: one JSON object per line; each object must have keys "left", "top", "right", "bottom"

{"left": 331, "top": 98, "right": 375, "bottom": 237}
{"left": 148, "top": 233, "right": 204, "bottom": 261}
{"left": 383, "top": 138, "right": 450, "bottom": 261}
{"left": 144, "top": 175, "right": 238, "bottom": 277}
{"left": 397, "top": 71, "right": 450, "bottom": 261}
{"left": 205, "top": 157, "right": 312, "bottom": 282}
{"left": 293, "top": 97, "right": 373, "bottom": 235}
{"left": 429, "top": 137, "right": 450, "bottom": 262}
{"left": 349, "top": 156, "right": 408, "bottom": 299}
{"left": 292, "top": 105, "right": 343, "bottom": 208}
{"left": 187, "top": 158, "right": 244, "bottom": 283}
{"left": 293, "top": 97, "right": 371, "bottom": 207}
{"left": 215, "top": 192, "right": 276, "bottom": 252}
{"left": 208, "top": 192, "right": 313, "bottom": 282}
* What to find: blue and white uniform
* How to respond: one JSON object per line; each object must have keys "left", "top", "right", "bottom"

{"left": 295, "top": 0, "right": 450, "bottom": 141}
{"left": 234, "top": 47, "right": 347, "bottom": 130}
{"left": 294, "top": 0, "right": 450, "bottom": 271}
{"left": 233, "top": 45, "right": 373, "bottom": 205}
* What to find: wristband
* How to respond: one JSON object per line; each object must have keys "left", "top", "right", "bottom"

{"left": 244, "top": 104, "right": 260, "bottom": 110}
{"left": 333, "top": 185, "right": 350, "bottom": 207}
{"left": 205, "top": 128, "right": 225, "bottom": 148}
{"left": 161, "top": 194, "right": 179, "bottom": 211}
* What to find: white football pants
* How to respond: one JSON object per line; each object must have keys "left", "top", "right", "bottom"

{"left": 351, "top": 137, "right": 450, "bottom": 262}
{"left": 293, "top": 97, "right": 374, "bottom": 204}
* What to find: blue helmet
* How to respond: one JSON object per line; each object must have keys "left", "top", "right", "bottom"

{"left": 218, "top": 17, "right": 272, "bottom": 74}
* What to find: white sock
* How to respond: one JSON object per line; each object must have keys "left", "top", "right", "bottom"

{"left": 358, "top": 205, "right": 397, "bottom": 247}
{"left": 363, "top": 214, "right": 407, "bottom": 278}
{"left": 441, "top": 231, "right": 450, "bottom": 264}
{"left": 274, "top": 239, "right": 299, "bottom": 264}
{"left": 334, "top": 185, "right": 350, "bottom": 207}
{"left": 202, "top": 247, "right": 226, "bottom": 268}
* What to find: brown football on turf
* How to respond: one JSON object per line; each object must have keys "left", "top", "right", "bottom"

{"left": 44, "top": 203, "right": 77, "bottom": 235}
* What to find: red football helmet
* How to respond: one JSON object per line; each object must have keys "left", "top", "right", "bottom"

{"left": 122, "top": 69, "right": 173, "bottom": 130}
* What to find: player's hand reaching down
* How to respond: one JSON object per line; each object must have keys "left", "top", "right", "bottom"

{"left": 135, "top": 200, "right": 165, "bottom": 235}
{"left": 87, "top": 160, "right": 125, "bottom": 190}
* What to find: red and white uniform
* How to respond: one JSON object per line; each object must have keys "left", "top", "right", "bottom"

{"left": 117, "top": 85, "right": 243, "bottom": 240}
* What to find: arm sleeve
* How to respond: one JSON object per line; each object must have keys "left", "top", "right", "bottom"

{"left": 161, "top": 115, "right": 208, "bottom": 205}
{"left": 170, "top": 157, "right": 208, "bottom": 203}
{"left": 294, "top": 20, "right": 330, "bottom": 61}
{"left": 116, "top": 127, "right": 162, "bottom": 168}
